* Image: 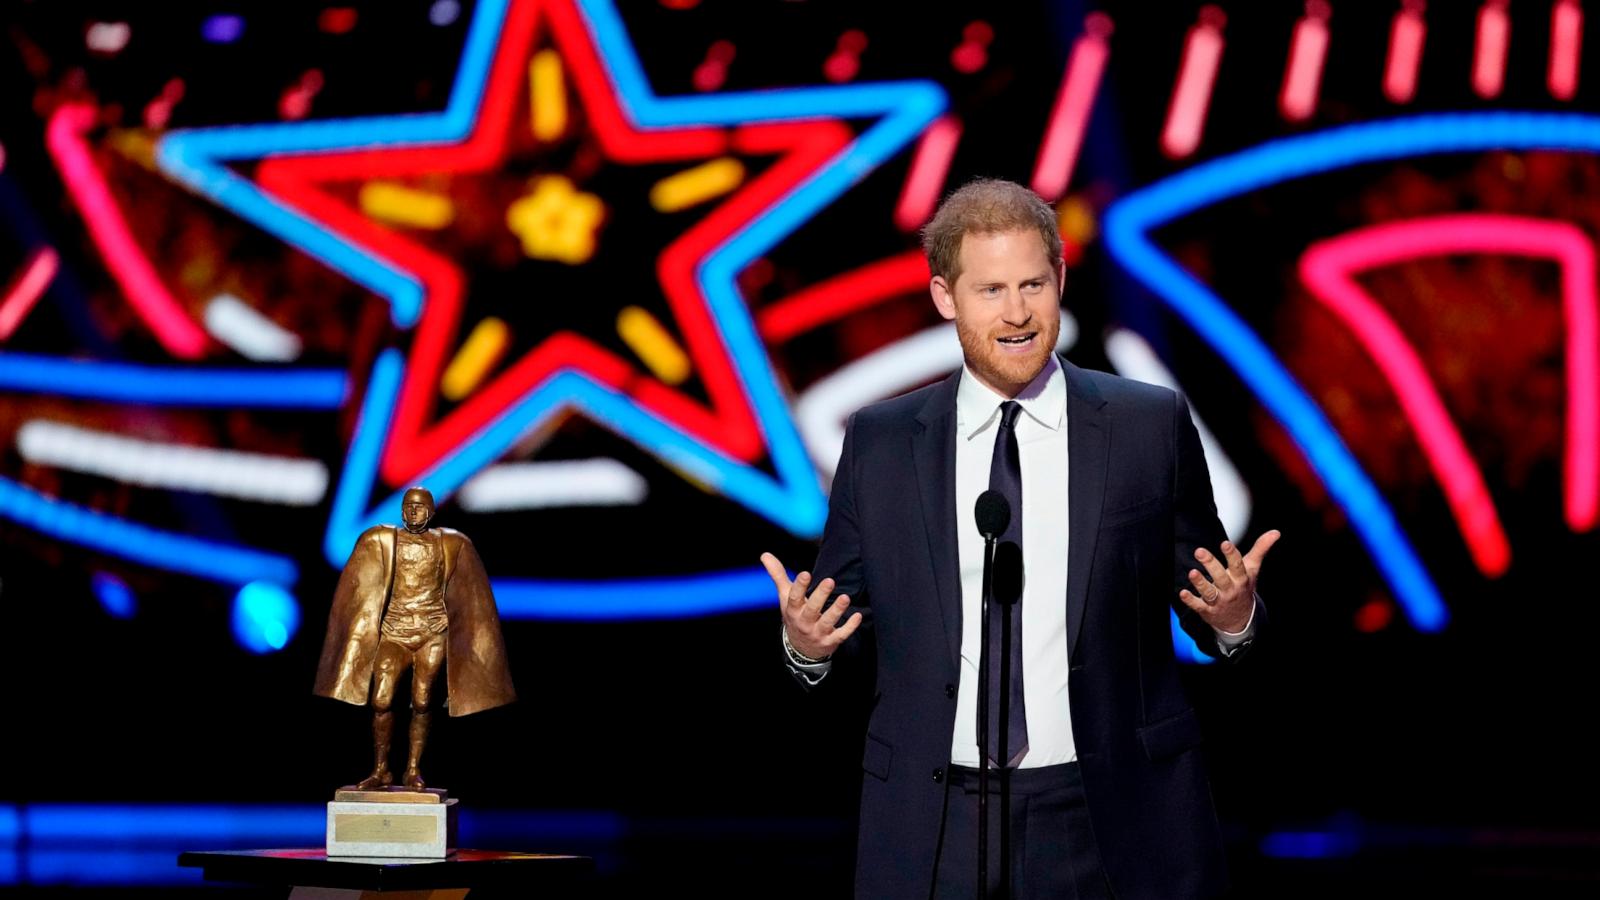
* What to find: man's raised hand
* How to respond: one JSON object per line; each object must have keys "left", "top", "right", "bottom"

{"left": 1177, "top": 530, "right": 1281, "bottom": 634}
{"left": 761, "top": 551, "right": 863, "bottom": 661}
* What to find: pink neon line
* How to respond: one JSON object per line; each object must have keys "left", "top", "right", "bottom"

{"left": 1161, "top": 7, "right": 1226, "bottom": 159}
{"left": 1385, "top": 2, "right": 1426, "bottom": 104}
{"left": 1473, "top": 0, "right": 1510, "bottom": 99}
{"left": 1031, "top": 14, "right": 1112, "bottom": 202}
{"left": 1279, "top": 4, "right": 1330, "bottom": 122}
{"left": 1549, "top": 0, "right": 1583, "bottom": 101}
{"left": 0, "top": 247, "right": 59, "bottom": 340}
{"left": 1301, "top": 214, "right": 1600, "bottom": 575}
{"left": 893, "top": 115, "right": 962, "bottom": 232}
{"left": 46, "top": 104, "right": 207, "bottom": 358}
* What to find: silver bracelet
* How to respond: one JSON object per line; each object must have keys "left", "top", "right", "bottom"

{"left": 782, "top": 624, "right": 832, "bottom": 665}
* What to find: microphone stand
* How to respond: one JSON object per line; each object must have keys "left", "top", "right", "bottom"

{"left": 997, "top": 542, "right": 1018, "bottom": 900}
{"left": 977, "top": 528, "right": 997, "bottom": 900}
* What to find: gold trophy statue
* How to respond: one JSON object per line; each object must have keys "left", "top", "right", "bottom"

{"left": 314, "top": 486, "right": 515, "bottom": 802}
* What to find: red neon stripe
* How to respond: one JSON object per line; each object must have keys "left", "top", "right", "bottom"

{"left": 757, "top": 251, "right": 928, "bottom": 343}
{"left": 258, "top": 0, "right": 844, "bottom": 485}
{"left": 1549, "top": 0, "right": 1584, "bottom": 101}
{"left": 1473, "top": 0, "right": 1510, "bottom": 99}
{"left": 0, "top": 246, "right": 59, "bottom": 339}
{"left": 1384, "top": 2, "right": 1426, "bottom": 104}
{"left": 1031, "top": 13, "right": 1112, "bottom": 202}
{"left": 1301, "top": 214, "right": 1600, "bottom": 572}
{"left": 893, "top": 116, "right": 962, "bottom": 232}
{"left": 1279, "top": 1, "right": 1330, "bottom": 123}
{"left": 46, "top": 104, "right": 208, "bottom": 358}
{"left": 1161, "top": 6, "right": 1226, "bottom": 160}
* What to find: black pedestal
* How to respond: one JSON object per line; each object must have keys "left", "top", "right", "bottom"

{"left": 178, "top": 848, "right": 592, "bottom": 897}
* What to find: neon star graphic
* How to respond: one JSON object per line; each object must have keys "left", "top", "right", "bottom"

{"left": 156, "top": 0, "right": 945, "bottom": 590}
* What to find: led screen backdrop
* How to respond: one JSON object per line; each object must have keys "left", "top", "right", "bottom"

{"left": 4, "top": 0, "right": 1599, "bottom": 894}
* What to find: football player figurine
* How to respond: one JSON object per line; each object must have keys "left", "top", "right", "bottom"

{"left": 314, "top": 487, "right": 515, "bottom": 792}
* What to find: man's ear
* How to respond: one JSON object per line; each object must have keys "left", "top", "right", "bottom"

{"left": 1055, "top": 257, "right": 1066, "bottom": 299}
{"left": 930, "top": 275, "right": 957, "bottom": 321}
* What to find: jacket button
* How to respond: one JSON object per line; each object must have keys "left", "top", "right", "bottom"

{"left": 1069, "top": 664, "right": 1084, "bottom": 674}
{"left": 944, "top": 683, "right": 956, "bottom": 699}
{"left": 932, "top": 767, "right": 945, "bottom": 784}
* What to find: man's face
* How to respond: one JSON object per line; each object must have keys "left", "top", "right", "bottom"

{"left": 930, "top": 228, "right": 1064, "bottom": 397}
{"left": 402, "top": 493, "right": 434, "bottom": 532}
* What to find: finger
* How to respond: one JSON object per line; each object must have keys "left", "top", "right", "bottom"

{"left": 820, "top": 595, "right": 851, "bottom": 628}
{"left": 1186, "top": 569, "right": 1218, "bottom": 602}
{"left": 1220, "top": 540, "right": 1247, "bottom": 580}
{"left": 1193, "top": 547, "right": 1233, "bottom": 593}
{"left": 1243, "top": 529, "right": 1282, "bottom": 575}
{"left": 788, "top": 572, "right": 819, "bottom": 621}
{"left": 827, "top": 611, "right": 864, "bottom": 645}
{"left": 1176, "top": 589, "right": 1210, "bottom": 616}
{"left": 759, "top": 552, "right": 791, "bottom": 600}
{"left": 805, "top": 576, "right": 836, "bottom": 613}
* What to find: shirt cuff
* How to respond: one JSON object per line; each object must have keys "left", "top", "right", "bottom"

{"left": 1213, "top": 595, "right": 1259, "bottom": 655}
{"left": 782, "top": 624, "right": 832, "bottom": 682}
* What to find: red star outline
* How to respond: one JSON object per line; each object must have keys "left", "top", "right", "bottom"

{"left": 254, "top": 0, "right": 851, "bottom": 487}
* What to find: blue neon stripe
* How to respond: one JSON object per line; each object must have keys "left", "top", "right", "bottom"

{"left": 0, "top": 478, "right": 296, "bottom": 585}
{"left": 495, "top": 567, "right": 773, "bottom": 619}
{"left": 1260, "top": 829, "right": 1362, "bottom": 859}
{"left": 324, "top": 349, "right": 405, "bottom": 565}
{"left": 1101, "top": 112, "right": 1600, "bottom": 632}
{"left": 1170, "top": 609, "right": 1215, "bottom": 665}
{"left": 0, "top": 353, "right": 347, "bottom": 408}
{"left": 25, "top": 805, "right": 323, "bottom": 843}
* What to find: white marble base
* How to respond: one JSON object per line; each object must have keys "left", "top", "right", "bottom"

{"left": 325, "top": 798, "right": 458, "bottom": 859}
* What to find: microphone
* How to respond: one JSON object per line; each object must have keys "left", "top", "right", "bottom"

{"left": 975, "top": 490, "right": 1010, "bottom": 539}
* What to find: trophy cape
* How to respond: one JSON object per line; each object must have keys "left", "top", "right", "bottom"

{"left": 314, "top": 525, "right": 516, "bottom": 716}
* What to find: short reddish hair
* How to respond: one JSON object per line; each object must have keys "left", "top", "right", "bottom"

{"left": 920, "top": 178, "right": 1062, "bottom": 284}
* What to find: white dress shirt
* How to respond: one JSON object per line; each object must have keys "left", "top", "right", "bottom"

{"left": 948, "top": 355, "right": 1074, "bottom": 767}
{"left": 785, "top": 357, "right": 1256, "bottom": 767}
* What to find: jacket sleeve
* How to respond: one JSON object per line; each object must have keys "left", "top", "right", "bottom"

{"left": 784, "top": 412, "right": 875, "bottom": 690}
{"left": 1171, "top": 390, "right": 1266, "bottom": 662}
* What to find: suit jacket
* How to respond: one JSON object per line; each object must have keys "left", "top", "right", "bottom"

{"left": 804, "top": 358, "right": 1261, "bottom": 899}
{"left": 314, "top": 525, "right": 516, "bottom": 717}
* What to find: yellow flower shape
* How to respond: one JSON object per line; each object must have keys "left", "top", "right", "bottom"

{"left": 505, "top": 175, "right": 606, "bottom": 264}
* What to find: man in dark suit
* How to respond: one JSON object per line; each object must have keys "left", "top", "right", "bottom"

{"left": 761, "top": 178, "right": 1278, "bottom": 899}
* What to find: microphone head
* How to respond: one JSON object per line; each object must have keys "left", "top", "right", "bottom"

{"left": 975, "top": 490, "right": 1011, "bottom": 538}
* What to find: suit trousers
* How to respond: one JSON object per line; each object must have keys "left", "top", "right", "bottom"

{"left": 932, "top": 762, "right": 1112, "bottom": 900}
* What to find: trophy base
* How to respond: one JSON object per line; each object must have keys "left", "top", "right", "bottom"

{"left": 334, "top": 785, "right": 449, "bottom": 804}
{"left": 326, "top": 797, "right": 458, "bottom": 859}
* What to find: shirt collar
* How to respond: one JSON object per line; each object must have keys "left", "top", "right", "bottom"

{"left": 955, "top": 354, "right": 1066, "bottom": 439}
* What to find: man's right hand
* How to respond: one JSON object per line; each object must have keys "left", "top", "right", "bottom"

{"left": 761, "top": 552, "right": 863, "bottom": 661}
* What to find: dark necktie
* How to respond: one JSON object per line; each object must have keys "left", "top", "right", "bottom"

{"left": 986, "top": 400, "right": 1028, "bottom": 768}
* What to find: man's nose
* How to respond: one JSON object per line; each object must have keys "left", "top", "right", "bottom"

{"left": 1001, "top": 291, "right": 1031, "bottom": 324}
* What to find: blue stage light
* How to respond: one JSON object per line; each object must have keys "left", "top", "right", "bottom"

{"left": 231, "top": 582, "right": 300, "bottom": 654}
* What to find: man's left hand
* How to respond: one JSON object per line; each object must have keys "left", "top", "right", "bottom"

{"left": 1178, "top": 530, "right": 1281, "bottom": 633}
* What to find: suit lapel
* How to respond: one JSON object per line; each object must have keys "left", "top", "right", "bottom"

{"left": 1064, "top": 360, "right": 1109, "bottom": 660}
{"left": 912, "top": 371, "right": 964, "bottom": 673}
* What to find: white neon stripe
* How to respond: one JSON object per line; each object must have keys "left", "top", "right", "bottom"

{"left": 456, "top": 459, "right": 648, "bottom": 511}
{"left": 1103, "top": 328, "right": 1252, "bottom": 541}
{"left": 796, "top": 312, "right": 1079, "bottom": 479}
{"left": 17, "top": 420, "right": 328, "bottom": 505}
{"left": 203, "top": 294, "right": 303, "bottom": 362}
